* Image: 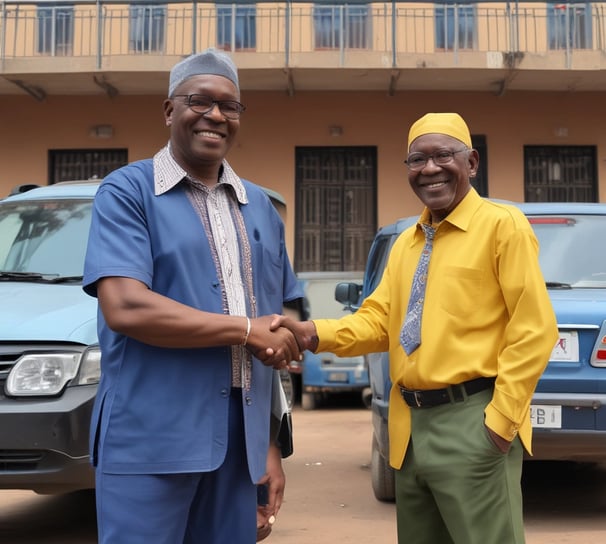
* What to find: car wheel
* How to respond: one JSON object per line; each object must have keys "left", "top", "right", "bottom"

{"left": 301, "top": 391, "right": 318, "bottom": 411}
{"left": 371, "top": 435, "right": 395, "bottom": 502}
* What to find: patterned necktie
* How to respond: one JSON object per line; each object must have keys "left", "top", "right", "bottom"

{"left": 400, "top": 224, "right": 435, "bottom": 355}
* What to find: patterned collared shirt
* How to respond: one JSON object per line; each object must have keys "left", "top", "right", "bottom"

{"left": 153, "top": 144, "right": 255, "bottom": 388}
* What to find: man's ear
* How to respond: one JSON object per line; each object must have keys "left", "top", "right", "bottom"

{"left": 468, "top": 148, "right": 480, "bottom": 178}
{"left": 163, "top": 98, "right": 174, "bottom": 127}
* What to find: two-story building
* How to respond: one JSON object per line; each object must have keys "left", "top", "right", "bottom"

{"left": 1, "top": 1, "right": 605, "bottom": 275}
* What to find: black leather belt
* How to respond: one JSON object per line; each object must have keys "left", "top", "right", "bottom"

{"left": 399, "top": 377, "right": 495, "bottom": 408}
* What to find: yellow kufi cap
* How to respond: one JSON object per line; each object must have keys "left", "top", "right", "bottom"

{"left": 407, "top": 113, "right": 472, "bottom": 152}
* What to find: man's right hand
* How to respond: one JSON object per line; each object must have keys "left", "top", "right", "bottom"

{"left": 269, "top": 315, "right": 319, "bottom": 353}
{"left": 246, "top": 315, "right": 303, "bottom": 369}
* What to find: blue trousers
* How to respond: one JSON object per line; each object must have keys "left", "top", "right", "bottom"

{"left": 395, "top": 387, "right": 525, "bottom": 544}
{"left": 95, "top": 390, "right": 257, "bottom": 544}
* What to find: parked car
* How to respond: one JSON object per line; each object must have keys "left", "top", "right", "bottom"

{"left": 297, "top": 275, "right": 370, "bottom": 411}
{"left": 336, "top": 203, "right": 606, "bottom": 502}
{"left": 0, "top": 180, "right": 297, "bottom": 494}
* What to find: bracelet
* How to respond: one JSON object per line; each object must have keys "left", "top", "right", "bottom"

{"left": 242, "top": 316, "right": 251, "bottom": 346}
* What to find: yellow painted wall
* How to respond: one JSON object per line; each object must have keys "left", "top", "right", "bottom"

{"left": 1, "top": 90, "right": 605, "bottom": 256}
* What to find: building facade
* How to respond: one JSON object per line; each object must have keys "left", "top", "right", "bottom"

{"left": 1, "top": 0, "right": 605, "bottom": 272}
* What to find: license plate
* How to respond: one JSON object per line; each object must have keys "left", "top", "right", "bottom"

{"left": 550, "top": 331, "right": 579, "bottom": 362}
{"left": 327, "top": 372, "right": 348, "bottom": 383}
{"left": 530, "top": 405, "right": 562, "bottom": 428}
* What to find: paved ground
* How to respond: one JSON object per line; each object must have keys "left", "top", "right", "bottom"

{"left": 1, "top": 396, "right": 606, "bottom": 543}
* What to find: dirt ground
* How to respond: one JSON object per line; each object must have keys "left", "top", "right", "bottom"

{"left": 1, "top": 397, "right": 606, "bottom": 543}
{"left": 277, "top": 401, "right": 606, "bottom": 544}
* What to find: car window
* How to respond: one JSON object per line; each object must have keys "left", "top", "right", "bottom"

{"left": 0, "top": 199, "right": 92, "bottom": 277}
{"left": 362, "top": 234, "right": 396, "bottom": 298}
{"left": 529, "top": 214, "right": 606, "bottom": 288}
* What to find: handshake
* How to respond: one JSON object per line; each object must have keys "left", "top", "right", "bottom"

{"left": 245, "top": 315, "right": 319, "bottom": 370}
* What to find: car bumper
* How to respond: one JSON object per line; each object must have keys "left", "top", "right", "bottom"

{"left": 527, "top": 391, "right": 606, "bottom": 463}
{"left": 303, "top": 370, "right": 370, "bottom": 393}
{"left": 302, "top": 352, "right": 369, "bottom": 392}
{"left": 0, "top": 384, "right": 96, "bottom": 493}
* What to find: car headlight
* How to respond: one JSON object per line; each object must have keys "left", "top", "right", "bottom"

{"left": 6, "top": 347, "right": 101, "bottom": 396}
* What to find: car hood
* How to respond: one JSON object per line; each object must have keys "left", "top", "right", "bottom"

{"left": 0, "top": 282, "right": 98, "bottom": 344}
{"left": 548, "top": 288, "right": 606, "bottom": 325}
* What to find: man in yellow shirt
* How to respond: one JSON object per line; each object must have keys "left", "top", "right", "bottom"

{"left": 274, "top": 113, "right": 558, "bottom": 543}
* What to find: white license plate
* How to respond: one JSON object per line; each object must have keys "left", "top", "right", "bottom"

{"left": 550, "top": 331, "right": 579, "bottom": 362}
{"left": 327, "top": 372, "right": 348, "bottom": 383}
{"left": 530, "top": 405, "right": 562, "bottom": 428}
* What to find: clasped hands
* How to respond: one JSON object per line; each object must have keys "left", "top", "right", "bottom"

{"left": 246, "top": 315, "right": 318, "bottom": 369}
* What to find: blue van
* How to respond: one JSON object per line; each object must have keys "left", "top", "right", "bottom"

{"left": 337, "top": 204, "right": 606, "bottom": 501}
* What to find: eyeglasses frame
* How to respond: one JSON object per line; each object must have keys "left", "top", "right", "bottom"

{"left": 171, "top": 94, "right": 246, "bottom": 120}
{"left": 404, "top": 148, "right": 469, "bottom": 171}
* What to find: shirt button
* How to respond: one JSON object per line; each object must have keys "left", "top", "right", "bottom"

{"left": 220, "top": 388, "right": 229, "bottom": 398}
{"left": 245, "top": 396, "right": 252, "bottom": 406}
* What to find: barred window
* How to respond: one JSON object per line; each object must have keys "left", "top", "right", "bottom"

{"left": 295, "top": 147, "right": 376, "bottom": 273}
{"left": 524, "top": 146, "right": 597, "bottom": 202}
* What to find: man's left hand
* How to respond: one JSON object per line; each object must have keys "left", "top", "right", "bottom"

{"left": 485, "top": 425, "right": 512, "bottom": 453}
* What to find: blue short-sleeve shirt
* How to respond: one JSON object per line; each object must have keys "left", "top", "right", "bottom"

{"left": 83, "top": 158, "right": 301, "bottom": 482}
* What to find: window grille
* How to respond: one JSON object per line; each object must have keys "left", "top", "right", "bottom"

{"left": 524, "top": 146, "right": 597, "bottom": 202}
{"left": 49, "top": 149, "right": 128, "bottom": 183}
{"left": 295, "top": 147, "right": 376, "bottom": 273}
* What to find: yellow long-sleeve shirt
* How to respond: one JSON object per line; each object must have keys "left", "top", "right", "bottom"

{"left": 314, "top": 189, "right": 559, "bottom": 469}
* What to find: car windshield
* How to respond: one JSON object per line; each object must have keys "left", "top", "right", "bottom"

{"left": 0, "top": 199, "right": 92, "bottom": 279}
{"left": 529, "top": 214, "right": 606, "bottom": 289}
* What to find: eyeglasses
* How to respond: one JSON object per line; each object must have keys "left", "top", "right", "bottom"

{"left": 404, "top": 148, "right": 468, "bottom": 171}
{"left": 172, "top": 94, "right": 246, "bottom": 120}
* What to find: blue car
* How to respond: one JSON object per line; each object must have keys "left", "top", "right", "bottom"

{"left": 295, "top": 277, "right": 370, "bottom": 411}
{"left": 0, "top": 180, "right": 296, "bottom": 494}
{"left": 336, "top": 203, "right": 606, "bottom": 501}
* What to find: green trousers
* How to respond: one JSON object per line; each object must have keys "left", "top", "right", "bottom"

{"left": 395, "top": 388, "right": 525, "bottom": 544}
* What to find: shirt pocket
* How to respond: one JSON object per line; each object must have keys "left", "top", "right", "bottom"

{"left": 439, "top": 266, "right": 483, "bottom": 317}
{"left": 258, "top": 245, "right": 282, "bottom": 296}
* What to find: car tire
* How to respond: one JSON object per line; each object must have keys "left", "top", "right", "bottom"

{"left": 301, "top": 391, "right": 318, "bottom": 411}
{"left": 371, "top": 435, "right": 396, "bottom": 502}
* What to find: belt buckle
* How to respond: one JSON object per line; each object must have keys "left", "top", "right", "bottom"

{"left": 413, "top": 390, "right": 422, "bottom": 408}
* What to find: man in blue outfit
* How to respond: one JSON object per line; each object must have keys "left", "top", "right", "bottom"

{"left": 83, "top": 48, "right": 302, "bottom": 544}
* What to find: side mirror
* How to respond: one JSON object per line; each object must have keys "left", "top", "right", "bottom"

{"left": 335, "top": 282, "right": 362, "bottom": 311}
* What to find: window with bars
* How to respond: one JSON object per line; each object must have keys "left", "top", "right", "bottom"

{"left": 217, "top": 5, "right": 257, "bottom": 51}
{"left": 129, "top": 4, "right": 167, "bottom": 53}
{"left": 48, "top": 149, "right": 128, "bottom": 183}
{"left": 435, "top": 3, "right": 476, "bottom": 50}
{"left": 524, "top": 146, "right": 597, "bottom": 202}
{"left": 548, "top": 2, "right": 592, "bottom": 50}
{"left": 295, "top": 147, "right": 376, "bottom": 273}
{"left": 37, "top": 4, "right": 74, "bottom": 56}
{"left": 313, "top": 4, "right": 370, "bottom": 50}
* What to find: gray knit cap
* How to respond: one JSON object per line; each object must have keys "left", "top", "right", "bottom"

{"left": 168, "top": 48, "right": 239, "bottom": 97}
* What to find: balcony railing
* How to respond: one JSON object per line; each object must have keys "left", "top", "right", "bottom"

{"left": 1, "top": 2, "right": 605, "bottom": 68}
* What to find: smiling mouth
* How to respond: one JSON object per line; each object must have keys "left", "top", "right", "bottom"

{"left": 195, "top": 130, "right": 223, "bottom": 140}
{"left": 423, "top": 181, "right": 447, "bottom": 189}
